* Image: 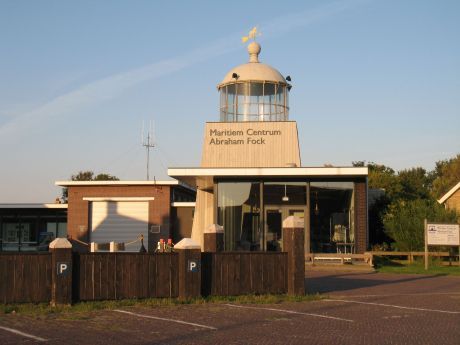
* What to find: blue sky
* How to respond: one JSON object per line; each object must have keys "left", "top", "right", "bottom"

{"left": 0, "top": 0, "right": 459, "bottom": 202}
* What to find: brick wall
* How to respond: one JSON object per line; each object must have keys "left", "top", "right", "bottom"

{"left": 354, "top": 179, "right": 368, "bottom": 253}
{"left": 67, "top": 185, "right": 171, "bottom": 252}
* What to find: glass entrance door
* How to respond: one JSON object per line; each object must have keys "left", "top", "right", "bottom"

{"left": 264, "top": 206, "right": 306, "bottom": 251}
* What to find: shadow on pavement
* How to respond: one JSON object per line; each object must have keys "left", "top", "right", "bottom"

{"left": 305, "top": 272, "right": 447, "bottom": 294}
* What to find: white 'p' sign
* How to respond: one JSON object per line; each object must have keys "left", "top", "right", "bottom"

{"left": 57, "top": 262, "right": 70, "bottom": 276}
{"left": 188, "top": 260, "right": 199, "bottom": 272}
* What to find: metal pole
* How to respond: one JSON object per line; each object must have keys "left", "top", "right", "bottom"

{"left": 147, "top": 146, "right": 149, "bottom": 180}
{"left": 146, "top": 144, "right": 149, "bottom": 181}
{"left": 142, "top": 122, "right": 155, "bottom": 181}
{"left": 235, "top": 83, "right": 238, "bottom": 122}
{"left": 424, "top": 218, "right": 428, "bottom": 270}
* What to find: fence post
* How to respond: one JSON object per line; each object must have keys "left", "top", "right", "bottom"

{"left": 283, "top": 216, "right": 305, "bottom": 295}
{"left": 49, "top": 238, "right": 73, "bottom": 306}
{"left": 175, "top": 238, "right": 201, "bottom": 300}
{"left": 203, "top": 224, "right": 224, "bottom": 253}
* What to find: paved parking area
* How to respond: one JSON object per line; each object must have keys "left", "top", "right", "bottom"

{"left": 1, "top": 271, "right": 459, "bottom": 344}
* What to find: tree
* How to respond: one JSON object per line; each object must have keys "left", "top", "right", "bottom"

{"left": 353, "top": 162, "right": 434, "bottom": 247}
{"left": 430, "top": 154, "right": 460, "bottom": 199}
{"left": 368, "top": 163, "right": 402, "bottom": 200}
{"left": 71, "top": 171, "right": 94, "bottom": 181}
{"left": 353, "top": 162, "right": 433, "bottom": 201}
{"left": 61, "top": 171, "right": 119, "bottom": 202}
{"left": 383, "top": 199, "right": 458, "bottom": 251}
{"left": 93, "top": 173, "right": 119, "bottom": 181}
{"left": 397, "top": 167, "right": 431, "bottom": 200}
{"left": 71, "top": 171, "right": 119, "bottom": 181}
{"left": 353, "top": 158, "right": 460, "bottom": 248}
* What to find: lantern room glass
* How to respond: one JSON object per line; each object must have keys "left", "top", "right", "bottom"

{"left": 219, "top": 81, "right": 289, "bottom": 122}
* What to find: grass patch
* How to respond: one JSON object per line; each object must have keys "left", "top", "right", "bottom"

{"left": 204, "top": 293, "right": 322, "bottom": 304}
{"left": 377, "top": 264, "right": 460, "bottom": 275}
{"left": 0, "top": 293, "right": 322, "bottom": 317}
{"left": 374, "top": 256, "right": 460, "bottom": 276}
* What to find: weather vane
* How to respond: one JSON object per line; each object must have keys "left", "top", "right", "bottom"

{"left": 241, "top": 26, "right": 261, "bottom": 44}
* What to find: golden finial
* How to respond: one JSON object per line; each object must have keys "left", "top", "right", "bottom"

{"left": 241, "top": 26, "right": 261, "bottom": 43}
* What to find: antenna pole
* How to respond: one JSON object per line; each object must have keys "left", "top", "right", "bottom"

{"left": 142, "top": 121, "right": 155, "bottom": 181}
{"left": 146, "top": 131, "right": 150, "bottom": 181}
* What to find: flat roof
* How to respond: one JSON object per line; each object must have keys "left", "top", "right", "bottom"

{"left": 82, "top": 197, "right": 155, "bottom": 202}
{"left": 168, "top": 166, "right": 368, "bottom": 189}
{"left": 0, "top": 203, "right": 68, "bottom": 209}
{"left": 55, "top": 180, "right": 195, "bottom": 191}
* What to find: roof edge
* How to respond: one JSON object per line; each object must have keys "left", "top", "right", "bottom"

{"left": 217, "top": 79, "right": 288, "bottom": 90}
{"left": 55, "top": 180, "right": 196, "bottom": 192}
{"left": 438, "top": 181, "right": 460, "bottom": 204}
{"left": 0, "top": 203, "right": 68, "bottom": 209}
{"left": 168, "top": 166, "right": 368, "bottom": 177}
{"left": 55, "top": 180, "right": 180, "bottom": 187}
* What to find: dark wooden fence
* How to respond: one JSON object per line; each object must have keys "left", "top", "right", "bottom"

{"left": 201, "top": 252, "right": 288, "bottom": 296}
{"left": 0, "top": 253, "right": 52, "bottom": 303}
{"left": 1, "top": 251, "right": 290, "bottom": 304}
{"left": 74, "top": 253, "right": 179, "bottom": 301}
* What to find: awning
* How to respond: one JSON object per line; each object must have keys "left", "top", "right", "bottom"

{"left": 168, "top": 166, "right": 368, "bottom": 190}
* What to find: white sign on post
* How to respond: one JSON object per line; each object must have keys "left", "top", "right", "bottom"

{"left": 427, "top": 223, "right": 460, "bottom": 246}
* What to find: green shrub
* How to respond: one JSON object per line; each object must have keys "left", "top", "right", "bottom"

{"left": 383, "top": 199, "right": 458, "bottom": 251}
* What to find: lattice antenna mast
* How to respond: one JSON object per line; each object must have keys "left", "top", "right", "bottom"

{"left": 141, "top": 120, "right": 155, "bottom": 181}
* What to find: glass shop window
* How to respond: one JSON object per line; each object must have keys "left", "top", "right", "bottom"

{"left": 310, "top": 182, "right": 355, "bottom": 253}
{"left": 218, "top": 182, "right": 262, "bottom": 251}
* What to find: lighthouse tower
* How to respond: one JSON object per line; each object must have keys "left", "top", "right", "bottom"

{"left": 199, "top": 41, "right": 301, "bottom": 169}
{"left": 189, "top": 40, "right": 301, "bottom": 248}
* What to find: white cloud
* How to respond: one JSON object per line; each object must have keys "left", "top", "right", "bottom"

{"left": 0, "top": 0, "right": 367, "bottom": 142}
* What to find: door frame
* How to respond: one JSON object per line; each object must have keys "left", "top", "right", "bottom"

{"left": 264, "top": 205, "right": 307, "bottom": 251}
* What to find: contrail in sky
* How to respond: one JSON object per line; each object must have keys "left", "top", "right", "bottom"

{"left": 0, "top": 0, "right": 369, "bottom": 141}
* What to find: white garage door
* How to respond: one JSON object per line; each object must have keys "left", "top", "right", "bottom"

{"left": 90, "top": 201, "right": 148, "bottom": 252}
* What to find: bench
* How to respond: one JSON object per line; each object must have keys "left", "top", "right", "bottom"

{"left": 306, "top": 253, "right": 373, "bottom": 266}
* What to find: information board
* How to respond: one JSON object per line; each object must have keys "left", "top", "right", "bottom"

{"left": 427, "top": 223, "right": 460, "bottom": 246}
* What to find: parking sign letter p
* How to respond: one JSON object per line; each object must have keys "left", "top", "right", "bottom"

{"left": 187, "top": 259, "right": 199, "bottom": 272}
{"left": 59, "top": 263, "right": 67, "bottom": 274}
{"left": 56, "top": 262, "right": 70, "bottom": 276}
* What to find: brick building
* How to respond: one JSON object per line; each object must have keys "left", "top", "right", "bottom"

{"left": 55, "top": 181, "right": 195, "bottom": 252}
